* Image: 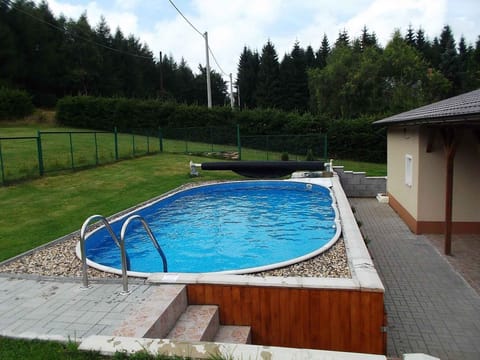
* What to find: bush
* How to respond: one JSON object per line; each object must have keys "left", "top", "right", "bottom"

{"left": 0, "top": 87, "right": 34, "bottom": 120}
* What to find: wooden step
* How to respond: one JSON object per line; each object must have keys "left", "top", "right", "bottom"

{"left": 214, "top": 325, "right": 252, "bottom": 344}
{"left": 167, "top": 305, "right": 219, "bottom": 342}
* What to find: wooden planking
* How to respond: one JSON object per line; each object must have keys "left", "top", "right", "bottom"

{"left": 186, "top": 284, "right": 385, "bottom": 355}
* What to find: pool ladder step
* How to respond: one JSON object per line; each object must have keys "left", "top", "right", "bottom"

{"left": 113, "top": 284, "right": 251, "bottom": 344}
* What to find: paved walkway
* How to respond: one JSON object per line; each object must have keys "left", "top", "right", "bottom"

{"left": 0, "top": 276, "right": 166, "bottom": 341}
{"left": 350, "top": 198, "right": 480, "bottom": 360}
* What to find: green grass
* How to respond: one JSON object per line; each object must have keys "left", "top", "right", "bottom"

{"left": 332, "top": 159, "right": 386, "bottom": 176}
{"left": 0, "top": 337, "right": 105, "bottom": 360}
{"left": 0, "top": 336, "right": 199, "bottom": 359}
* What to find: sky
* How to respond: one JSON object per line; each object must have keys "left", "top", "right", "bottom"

{"left": 33, "top": 0, "right": 480, "bottom": 80}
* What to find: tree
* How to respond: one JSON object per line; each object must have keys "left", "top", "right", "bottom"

{"left": 236, "top": 46, "right": 259, "bottom": 109}
{"left": 414, "top": 28, "right": 429, "bottom": 59}
{"left": 256, "top": 40, "right": 282, "bottom": 108}
{"left": 194, "top": 66, "right": 227, "bottom": 106}
{"left": 279, "top": 42, "right": 309, "bottom": 112}
{"left": 309, "top": 45, "right": 358, "bottom": 118}
{"left": 438, "top": 25, "right": 459, "bottom": 93}
{"left": 315, "top": 34, "right": 330, "bottom": 68}
{"left": 305, "top": 45, "right": 316, "bottom": 68}
{"left": 360, "top": 26, "right": 379, "bottom": 51}
{"left": 334, "top": 29, "right": 350, "bottom": 48}
{"left": 382, "top": 30, "right": 446, "bottom": 112}
{"left": 405, "top": 25, "right": 416, "bottom": 47}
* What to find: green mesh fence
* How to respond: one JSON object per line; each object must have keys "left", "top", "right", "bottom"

{"left": 0, "top": 137, "right": 40, "bottom": 184}
{"left": 161, "top": 127, "right": 239, "bottom": 158}
{"left": 240, "top": 134, "right": 327, "bottom": 161}
{"left": 0, "top": 127, "right": 327, "bottom": 185}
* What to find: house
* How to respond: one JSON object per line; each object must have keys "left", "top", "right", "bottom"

{"left": 374, "top": 89, "right": 480, "bottom": 254}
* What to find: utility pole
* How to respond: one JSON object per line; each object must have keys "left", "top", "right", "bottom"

{"left": 204, "top": 31, "right": 212, "bottom": 108}
{"left": 229, "top": 73, "right": 234, "bottom": 109}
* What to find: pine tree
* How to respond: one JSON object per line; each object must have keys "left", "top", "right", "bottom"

{"left": 405, "top": 25, "right": 416, "bottom": 47}
{"left": 256, "top": 40, "right": 282, "bottom": 109}
{"left": 334, "top": 29, "right": 350, "bottom": 48}
{"left": 305, "top": 45, "right": 316, "bottom": 68}
{"left": 414, "top": 28, "right": 429, "bottom": 58}
{"left": 236, "top": 46, "right": 259, "bottom": 109}
{"left": 438, "top": 25, "right": 459, "bottom": 93}
{"left": 316, "top": 34, "right": 330, "bottom": 68}
{"left": 279, "top": 42, "right": 309, "bottom": 112}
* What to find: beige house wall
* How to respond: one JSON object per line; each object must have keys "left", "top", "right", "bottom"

{"left": 387, "top": 126, "right": 480, "bottom": 233}
{"left": 417, "top": 127, "right": 480, "bottom": 222}
{"left": 386, "top": 126, "right": 420, "bottom": 219}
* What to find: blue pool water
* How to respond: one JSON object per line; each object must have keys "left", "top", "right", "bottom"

{"left": 83, "top": 180, "right": 340, "bottom": 274}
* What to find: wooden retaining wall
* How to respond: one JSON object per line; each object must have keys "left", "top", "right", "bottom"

{"left": 187, "top": 283, "right": 386, "bottom": 355}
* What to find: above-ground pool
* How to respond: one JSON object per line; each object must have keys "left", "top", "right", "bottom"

{"left": 78, "top": 180, "right": 341, "bottom": 275}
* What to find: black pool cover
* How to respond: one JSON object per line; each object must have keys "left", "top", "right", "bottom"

{"left": 201, "top": 161, "right": 325, "bottom": 178}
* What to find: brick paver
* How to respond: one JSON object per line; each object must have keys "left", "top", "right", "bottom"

{"left": 350, "top": 198, "right": 480, "bottom": 360}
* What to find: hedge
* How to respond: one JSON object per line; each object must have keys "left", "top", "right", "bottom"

{"left": 56, "top": 96, "right": 386, "bottom": 163}
{"left": 0, "top": 87, "right": 34, "bottom": 120}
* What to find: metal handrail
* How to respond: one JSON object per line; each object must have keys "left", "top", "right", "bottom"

{"left": 80, "top": 214, "right": 123, "bottom": 289}
{"left": 120, "top": 215, "right": 168, "bottom": 293}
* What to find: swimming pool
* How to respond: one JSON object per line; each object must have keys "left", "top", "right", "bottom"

{"left": 78, "top": 180, "right": 341, "bottom": 275}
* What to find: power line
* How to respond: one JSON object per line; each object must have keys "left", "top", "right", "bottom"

{"left": 1, "top": 0, "right": 153, "bottom": 60}
{"left": 167, "top": 0, "right": 229, "bottom": 78}
{"left": 208, "top": 45, "right": 228, "bottom": 77}
{"left": 167, "top": 0, "right": 203, "bottom": 37}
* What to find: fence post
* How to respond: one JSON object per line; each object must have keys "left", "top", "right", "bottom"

{"left": 236, "top": 124, "right": 241, "bottom": 160}
{"left": 132, "top": 131, "right": 135, "bottom": 157}
{"left": 146, "top": 131, "right": 150, "bottom": 154}
{"left": 69, "top": 132, "right": 74, "bottom": 169}
{"left": 158, "top": 128, "right": 163, "bottom": 152}
{"left": 0, "top": 140, "right": 5, "bottom": 184}
{"left": 37, "top": 131, "right": 44, "bottom": 176}
{"left": 94, "top": 132, "right": 99, "bottom": 165}
{"left": 114, "top": 127, "right": 119, "bottom": 160}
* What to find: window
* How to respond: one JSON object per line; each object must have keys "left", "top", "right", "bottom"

{"left": 405, "top": 154, "right": 413, "bottom": 187}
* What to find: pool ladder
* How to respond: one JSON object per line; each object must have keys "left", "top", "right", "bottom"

{"left": 80, "top": 214, "right": 168, "bottom": 294}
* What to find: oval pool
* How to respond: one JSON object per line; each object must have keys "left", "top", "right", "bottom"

{"left": 78, "top": 180, "right": 341, "bottom": 275}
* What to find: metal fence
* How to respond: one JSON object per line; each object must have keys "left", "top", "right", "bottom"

{"left": 0, "top": 126, "right": 327, "bottom": 185}
{"left": 0, "top": 128, "right": 162, "bottom": 184}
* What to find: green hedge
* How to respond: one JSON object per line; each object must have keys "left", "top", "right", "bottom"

{"left": 0, "top": 87, "right": 34, "bottom": 120}
{"left": 56, "top": 96, "right": 386, "bottom": 163}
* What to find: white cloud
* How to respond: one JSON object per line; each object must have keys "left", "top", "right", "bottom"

{"left": 342, "top": 0, "right": 448, "bottom": 44}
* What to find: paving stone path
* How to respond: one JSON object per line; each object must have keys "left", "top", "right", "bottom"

{"left": 350, "top": 198, "right": 480, "bottom": 360}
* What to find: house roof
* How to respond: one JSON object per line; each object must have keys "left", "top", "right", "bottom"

{"left": 374, "top": 88, "right": 480, "bottom": 126}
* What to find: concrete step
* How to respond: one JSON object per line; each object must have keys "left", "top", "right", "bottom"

{"left": 214, "top": 325, "right": 252, "bottom": 344}
{"left": 167, "top": 305, "right": 219, "bottom": 342}
{"left": 113, "top": 284, "right": 187, "bottom": 339}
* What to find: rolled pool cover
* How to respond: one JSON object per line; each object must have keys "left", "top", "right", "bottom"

{"left": 201, "top": 160, "right": 325, "bottom": 178}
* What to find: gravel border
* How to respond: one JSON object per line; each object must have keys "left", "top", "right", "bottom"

{"left": 0, "top": 232, "right": 350, "bottom": 279}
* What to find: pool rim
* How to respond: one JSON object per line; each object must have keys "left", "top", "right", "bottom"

{"left": 75, "top": 179, "right": 342, "bottom": 277}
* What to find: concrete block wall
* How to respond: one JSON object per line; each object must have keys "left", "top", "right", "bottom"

{"left": 333, "top": 166, "right": 386, "bottom": 198}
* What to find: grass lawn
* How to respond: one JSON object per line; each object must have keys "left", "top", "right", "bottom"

{"left": 0, "top": 336, "right": 193, "bottom": 359}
